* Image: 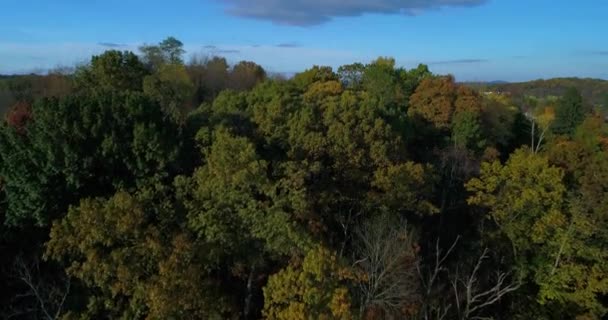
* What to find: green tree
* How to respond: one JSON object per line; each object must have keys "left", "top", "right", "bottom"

{"left": 337, "top": 63, "right": 365, "bottom": 89}
{"left": 74, "top": 50, "right": 148, "bottom": 92}
{"left": 139, "top": 36, "right": 185, "bottom": 69}
{"left": 201, "top": 56, "right": 230, "bottom": 99}
{"left": 452, "top": 111, "right": 485, "bottom": 151}
{"left": 159, "top": 36, "right": 185, "bottom": 64}
{"left": 0, "top": 91, "right": 182, "bottom": 226}
{"left": 467, "top": 149, "right": 608, "bottom": 317}
{"left": 143, "top": 63, "right": 195, "bottom": 117}
{"left": 361, "top": 57, "right": 402, "bottom": 110}
{"left": 6, "top": 76, "right": 34, "bottom": 102}
{"left": 552, "top": 87, "right": 586, "bottom": 136}
{"left": 601, "top": 93, "right": 608, "bottom": 117}
{"left": 178, "top": 128, "right": 311, "bottom": 256}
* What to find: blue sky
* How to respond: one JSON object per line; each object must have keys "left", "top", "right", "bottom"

{"left": 0, "top": 0, "right": 607, "bottom": 81}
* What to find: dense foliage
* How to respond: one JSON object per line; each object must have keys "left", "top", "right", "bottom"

{"left": 1, "top": 38, "right": 607, "bottom": 319}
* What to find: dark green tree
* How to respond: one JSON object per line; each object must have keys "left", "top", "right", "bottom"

{"left": 337, "top": 62, "right": 365, "bottom": 89}
{"left": 452, "top": 110, "right": 486, "bottom": 152}
{"left": 552, "top": 87, "right": 586, "bottom": 136}
{"left": 139, "top": 36, "right": 185, "bottom": 69}
{"left": 159, "top": 36, "right": 185, "bottom": 64}
{"left": 74, "top": 50, "right": 148, "bottom": 92}
{"left": 0, "top": 91, "right": 183, "bottom": 227}
{"left": 143, "top": 63, "right": 195, "bottom": 118}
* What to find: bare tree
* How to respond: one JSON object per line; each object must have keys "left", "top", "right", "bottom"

{"left": 417, "top": 237, "right": 460, "bottom": 320}
{"left": 3, "top": 256, "right": 71, "bottom": 320}
{"left": 525, "top": 109, "right": 554, "bottom": 154}
{"left": 353, "top": 214, "right": 421, "bottom": 319}
{"left": 417, "top": 240, "right": 520, "bottom": 320}
{"left": 450, "top": 249, "right": 520, "bottom": 320}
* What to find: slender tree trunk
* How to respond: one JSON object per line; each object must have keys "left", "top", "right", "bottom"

{"left": 244, "top": 267, "right": 255, "bottom": 319}
{"left": 531, "top": 119, "right": 535, "bottom": 153}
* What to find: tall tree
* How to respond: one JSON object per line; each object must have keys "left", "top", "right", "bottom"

{"left": 159, "top": 36, "right": 185, "bottom": 64}
{"left": 139, "top": 36, "right": 185, "bottom": 69}
{"left": 552, "top": 87, "right": 586, "bottom": 136}
{"left": 229, "top": 61, "right": 267, "bottom": 91}
{"left": 74, "top": 50, "right": 148, "bottom": 92}
{"left": 143, "top": 63, "right": 195, "bottom": 117}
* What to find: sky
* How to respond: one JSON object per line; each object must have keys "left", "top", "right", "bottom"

{"left": 0, "top": 0, "right": 607, "bottom": 81}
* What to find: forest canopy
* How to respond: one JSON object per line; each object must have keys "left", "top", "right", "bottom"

{"left": 1, "top": 37, "right": 607, "bottom": 320}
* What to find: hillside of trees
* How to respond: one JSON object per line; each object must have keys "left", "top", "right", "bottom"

{"left": 4, "top": 67, "right": 608, "bottom": 119}
{"left": 1, "top": 38, "right": 607, "bottom": 319}
{"left": 469, "top": 78, "right": 608, "bottom": 111}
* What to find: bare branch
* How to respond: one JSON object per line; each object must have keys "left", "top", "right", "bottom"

{"left": 451, "top": 248, "right": 521, "bottom": 320}
{"left": 9, "top": 256, "right": 71, "bottom": 320}
{"left": 353, "top": 214, "right": 420, "bottom": 319}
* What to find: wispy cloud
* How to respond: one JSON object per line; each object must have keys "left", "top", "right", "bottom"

{"left": 276, "top": 42, "right": 300, "bottom": 48}
{"left": 98, "top": 42, "right": 127, "bottom": 48}
{"left": 201, "top": 45, "right": 240, "bottom": 55}
{"left": 0, "top": 41, "right": 359, "bottom": 76}
{"left": 591, "top": 51, "right": 608, "bottom": 56}
{"left": 216, "top": 49, "right": 241, "bottom": 54}
{"left": 221, "top": 0, "right": 488, "bottom": 26}
{"left": 0, "top": 42, "right": 109, "bottom": 74}
{"left": 187, "top": 43, "right": 361, "bottom": 74}
{"left": 429, "top": 59, "right": 488, "bottom": 65}
{"left": 573, "top": 50, "right": 608, "bottom": 57}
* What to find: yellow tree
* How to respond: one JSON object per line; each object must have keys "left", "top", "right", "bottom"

{"left": 528, "top": 105, "right": 556, "bottom": 153}
{"left": 467, "top": 149, "right": 608, "bottom": 317}
{"left": 263, "top": 246, "right": 356, "bottom": 320}
{"left": 45, "top": 191, "right": 234, "bottom": 319}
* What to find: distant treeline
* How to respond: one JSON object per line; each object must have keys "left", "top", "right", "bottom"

{"left": 468, "top": 77, "right": 608, "bottom": 109}
{"left": 3, "top": 56, "right": 608, "bottom": 117}
{"left": 0, "top": 38, "right": 269, "bottom": 116}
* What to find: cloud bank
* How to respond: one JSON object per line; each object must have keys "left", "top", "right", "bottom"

{"left": 221, "top": 0, "right": 487, "bottom": 26}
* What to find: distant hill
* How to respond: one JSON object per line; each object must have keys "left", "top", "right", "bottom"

{"left": 462, "top": 80, "right": 509, "bottom": 86}
{"left": 468, "top": 77, "right": 608, "bottom": 107}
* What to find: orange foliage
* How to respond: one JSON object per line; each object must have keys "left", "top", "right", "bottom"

{"left": 455, "top": 85, "right": 483, "bottom": 114}
{"left": 5, "top": 101, "right": 32, "bottom": 134}
{"left": 409, "top": 76, "right": 482, "bottom": 129}
{"left": 408, "top": 76, "right": 456, "bottom": 128}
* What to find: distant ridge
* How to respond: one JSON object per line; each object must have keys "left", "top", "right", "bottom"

{"left": 467, "top": 77, "right": 608, "bottom": 106}
{"left": 461, "top": 80, "right": 510, "bottom": 85}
